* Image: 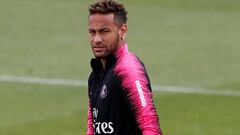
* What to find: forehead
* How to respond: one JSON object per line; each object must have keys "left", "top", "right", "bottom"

{"left": 88, "top": 13, "right": 116, "bottom": 29}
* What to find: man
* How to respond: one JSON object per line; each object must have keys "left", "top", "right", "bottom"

{"left": 87, "top": 0, "right": 163, "bottom": 135}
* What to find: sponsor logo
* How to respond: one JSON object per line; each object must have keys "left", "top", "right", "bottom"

{"left": 93, "top": 122, "right": 114, "bottom": 134}
{"left": 135, "top": 80, "right": 146, "bottom": 107}
{"left": 100, "top": 84, "right": 108, "bottom": 99}
{"left": 92, "top": 108, "right": 114, "bottom": 134}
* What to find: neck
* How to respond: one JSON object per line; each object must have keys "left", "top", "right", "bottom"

{"left": 100, "top": 41, "right": 126, "bottom": 70}
{"left": 100, "top": 59, "right": 106, "bottom": 70}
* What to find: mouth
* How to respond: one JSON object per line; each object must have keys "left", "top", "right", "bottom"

{"left": 93, "top": 46, "right": 105, "bottom": 52}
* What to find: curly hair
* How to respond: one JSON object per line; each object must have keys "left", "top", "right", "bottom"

{"left": 88, "top": 0, "right": 128, "bottom": 25}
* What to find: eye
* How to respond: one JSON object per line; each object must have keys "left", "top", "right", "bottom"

{"left": 88, "top": 30, "right": 96, "bottom": 35}
{"left": 100, "top": 29, "right": 110, "bottom": 34}
{"left": 103, "top": 30, "right": 109, "bottom": 33}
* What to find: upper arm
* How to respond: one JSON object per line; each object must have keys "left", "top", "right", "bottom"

{"left": 114, "top": 54, "right": 162, "bottom": 135}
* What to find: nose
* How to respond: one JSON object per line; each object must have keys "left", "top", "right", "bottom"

{"left": 93, "top": 34, "right": 102, "bottom": 44}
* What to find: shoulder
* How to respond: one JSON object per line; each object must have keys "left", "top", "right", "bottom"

{"left": 88, "top": 72, "right": 95, "bottom": 95}
{"left": 114, "top": 51, "right": 148, "bottom": 88}
{"left": 113, "top": 44, "right": 144, "bottom": 75}
{"left": 88, "top": 72, "right": 94, "bottom": 84}
{"left": 114, "top": 52, "right": 144, "bottom": 74}
{"left": 113, "top": 44, "right": 150, "bottom": 91}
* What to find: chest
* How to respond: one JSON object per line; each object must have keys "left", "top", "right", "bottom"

{"left": 89, "top": 68, "right": 122, "bottom": 110}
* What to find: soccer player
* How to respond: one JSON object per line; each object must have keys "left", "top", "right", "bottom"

{"left": 86, "top": 0, "right": 163, "bottom": 135}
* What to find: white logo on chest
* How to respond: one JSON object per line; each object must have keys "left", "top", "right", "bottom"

{"left": 100, "top": 84, "right": 108, "bottom": 99}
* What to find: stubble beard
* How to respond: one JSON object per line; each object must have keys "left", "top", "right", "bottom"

{"left": 93, "top": 35, "right": 120, "bottom": 59}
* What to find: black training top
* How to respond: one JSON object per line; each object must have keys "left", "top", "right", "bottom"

{"left": 86, "top": 44, "right": 162, "bottom": 135}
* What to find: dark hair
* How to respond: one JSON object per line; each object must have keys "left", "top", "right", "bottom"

{"left": 88, "top": 0, "right": 128, "bottom": 25}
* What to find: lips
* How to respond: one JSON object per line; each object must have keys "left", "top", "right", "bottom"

{"left": 93, "top": 47, "right": 105, "bottom": 52}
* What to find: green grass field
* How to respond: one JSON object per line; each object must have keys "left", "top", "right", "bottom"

{"left": 1, "top": 0, "right": 240, "bottom": 134}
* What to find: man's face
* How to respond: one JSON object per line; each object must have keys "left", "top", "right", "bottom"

{"left": 88, "top": 13, "right": 121, "bottom": 59}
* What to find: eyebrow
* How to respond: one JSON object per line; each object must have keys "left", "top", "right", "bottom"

{"left": 88, "top": 27, "right": 110, "bottom": 31}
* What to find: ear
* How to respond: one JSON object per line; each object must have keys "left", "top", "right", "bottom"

{"left": 119, "top": 24, "right": 128, "bottom": 40}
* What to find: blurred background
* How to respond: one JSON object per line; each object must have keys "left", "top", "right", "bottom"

{"left": 0, "top": 0, "right": 240, "bottom": 134}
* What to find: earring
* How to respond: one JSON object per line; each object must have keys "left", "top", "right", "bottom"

{"left": 122, "top": 33, "right": 126, "bottom": 40}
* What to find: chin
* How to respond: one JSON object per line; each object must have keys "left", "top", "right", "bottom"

{"left": 94, "top": 54, "right": 107, "bottom": 59}
{"left": 94, "top": 51, "right": 112, "bottom": 59}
